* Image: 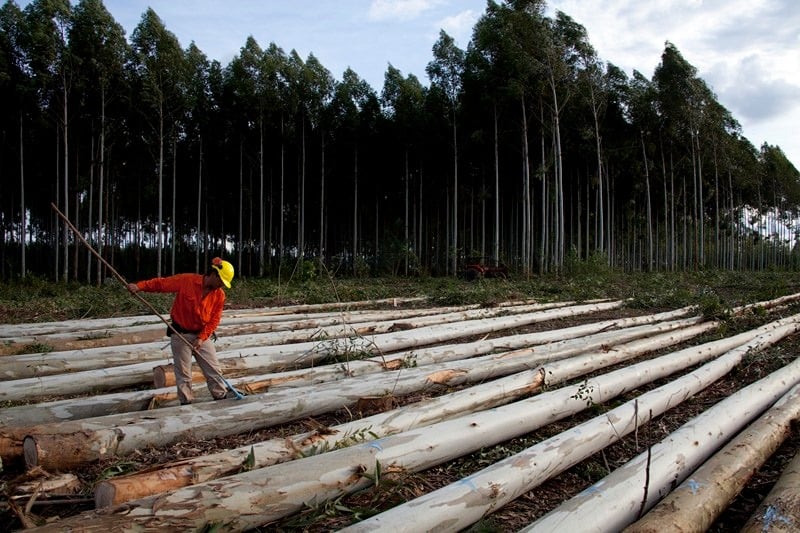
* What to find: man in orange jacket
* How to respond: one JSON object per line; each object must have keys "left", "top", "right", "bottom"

{"left": 127, "top": 257, "right": 235, "bottom": 405}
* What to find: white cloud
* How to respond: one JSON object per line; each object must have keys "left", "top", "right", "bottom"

{"left": 438, "top": 9, "right": 479, "bottom": 45}
{"left": 368, "top": 0, "right": 442, "bottom": 21}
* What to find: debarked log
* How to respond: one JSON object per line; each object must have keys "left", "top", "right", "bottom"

{"left": 39, "top": 318, "right": 799, "bottom": 531}
{"left": 342, "top": 323, "right": 800, "bottom": 533}
{"left": 740, "top": 449, "right": 800, "bottom": 532}
{"left": 93, "top": 320, "right": 716, "bottom": 507}
{"left": 0, "top": 300, "right": 626, "bottom": 402}
{"left": 526, "top": 358, "right": 800, "bottom": 531}
{"left": 0, "top": 307, "right": 701, "bottom": 428}
{"left": 624, "top": 385, "right": 800, "bottom": 532}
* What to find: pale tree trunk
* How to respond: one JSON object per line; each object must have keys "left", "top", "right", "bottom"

{"left": 95, "top": 319, "right": 713, "bottom": 507}
{"left": 641, "top": 131, "right": 653, "bottom": 270}
{"left": 279, "top": 119, "right": 285, "bottom": 276}
{"left": 50, "top": 318, "right": 796, "bottom": 532}
{"left": 171, "top": 138, "right": 176, "bottom": 275}
{"left": 741, "top": 448, "right": 800, "bottom": 532}
{"left": 62, "top": 82, "right": 69, "bottom": 282}
{"left": 259, "top": 121, "right": 264, "bottom": 276}
{"left": 19, "top": 113, "right": 26, "bottom": 278}
{"left": 494, "top": 104, "right": 500, "bottom": 262}
{"left": 452, "top": 108, "right": 458, "bottom": 276}
{"left": 0, "top": 308, "right": 703, "bottom": 427}
{"left": 94, "top": 369, "right": 547, "bottom": 507}
{"left": 353, "top": 147, "right": 358, "bottom": 274}
{"left": 0, "top": 301, "right": 627, "bottom": 401}
{"left": 195, "top": 138, "right": 203, "bottom": 274}
{"left": 156, "top": 100, "right": 163, "bottom": 277}
{"left": 521, "top": 95, "right": 531, "bottom": 275}
{"left": 346, "top": 323, "right": 800, "bottom": 533}
{"left": 96, "top": 87, "right": 108, "bottom": 284}
{"left": 319, "top": 134, "right": 325, "bottom": 263}
{"left": 404, "top": 151, "right": 409, "bottom": 275}
{"left": 528, "top": 347, "right": 800, "bottom": 533}
{"left": 539, "top": 99, "right": 547, "bottom": 274}
{"left": 625, "top": 384, "right": 800, "bottom": 533}
{"left": 86, "top": 135, "right": 94, "bottom": 283}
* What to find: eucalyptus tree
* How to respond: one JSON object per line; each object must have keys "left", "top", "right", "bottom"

{"left": 226, "top": 36, "right": 282, "bottom": 276}
{"left": 69, "top": 0, "right": 127, "bottom": 284}
{"left": 129, "top": 7, "right": 186, "bottom": 276}
{"left": 300, "top": 54, "right": 333, "bottom": 263}
{"left": 330, "top": 67, "right": 377, "bottom": 274}
{"left": 426, "top": 30, "right": 465, "bottom": 276}
{"left": 571, "top": 26, "right": 608, "bottom": 260}
{"left": 382, "top": 65, "right": 426, "bottom": 274}
{"left": 23, "top": 0, "right": 72, "bottom": 280}
{"left": 0, "top": 0, "right": 30, "bottom": 278}
{"left": 468, "top": 0, "right": 525, "bottom": 270}
{"left": 654, "top": 42, "right": 709, "bottom": 269}
{"left": 628, "top": 70, "right": 657, "bottom": 270}
{"left": 183, "top": 42, "right": 212, "bottom": 273}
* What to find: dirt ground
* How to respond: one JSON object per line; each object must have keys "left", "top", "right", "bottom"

{"left": 1, "top": 304, "right": 799, "bottom": 531}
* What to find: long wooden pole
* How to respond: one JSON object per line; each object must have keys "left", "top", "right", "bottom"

{"left": 50, "top": 202, "right": 196, "bottom": 354}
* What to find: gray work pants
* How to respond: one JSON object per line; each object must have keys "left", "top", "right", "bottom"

{"left": 171, "top": 333, "right": 227, "bottom": 404}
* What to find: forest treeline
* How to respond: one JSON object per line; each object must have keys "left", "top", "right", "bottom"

{"left": 1, "top": 0, "right": 799, "bottom": 283}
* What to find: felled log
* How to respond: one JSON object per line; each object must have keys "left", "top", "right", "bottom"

{"left": 92, "top": 320, "right": 715, "bottom": 507}
{"left": 0, "top": 307, "right": 698, "bottom": 428}
{"left": 624, "top": 385, "right": 800, "bottom": 532}
{"left": 0, "top": 300, "right": 626, "bottom": 402}
{"left": 525, "top": 340, "right": 800, "bottom": 532}
{"left": 342, "top": 322, "right": 800, "bottom": 533}
{"left": 740, "top": 449, "right": 800, "bottom": 533}
{"left": 43, "top": 318, "right": 798, "bottom": 531}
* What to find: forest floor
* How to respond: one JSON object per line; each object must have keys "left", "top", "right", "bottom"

{"left": 1, "top": 273, "right": 800, "bottom": 531}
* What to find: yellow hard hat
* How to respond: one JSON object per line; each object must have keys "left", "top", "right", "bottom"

{"left": 211, "top": 257, "right": 234, "bottom": 288}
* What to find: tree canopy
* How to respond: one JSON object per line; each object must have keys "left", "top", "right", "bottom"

{"left": 1, "top": 0, "right": 798, "bottom": 282}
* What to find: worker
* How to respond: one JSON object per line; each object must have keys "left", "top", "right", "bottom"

{"left": 127, "top": 257, "right": 235, "bottom": 404}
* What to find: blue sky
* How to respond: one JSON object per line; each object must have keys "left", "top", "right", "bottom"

{"left": 17, "top": 0, "right": 800, "bottom": 167}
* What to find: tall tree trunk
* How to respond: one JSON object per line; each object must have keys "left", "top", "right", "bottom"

{"left": 404, "top": 150, "right": 409, "bottom": 275}
{"left": 62, "top": 84, "right": 69, "bottom": 282}
{"left": 171, "top": 138, "right": 176, "bottom": 275}
{"left": 640, "top": 131, "right": 653, "bottom": 270}
{"left": 19, "top": 113, "right": 25, "bottom": 279}
{"left": 86, "top": 134, "right": 94, "bottom": 283}
{"left": 299, "top": 118, "right": 306, "bottom": 258}
{"left": 353, "top": 147, "right": 358, "bottom": 275}
{"left": 319, "top": 134, "right": 325, "bottom": 264}
{"left": 452, "top": 108, "right": 458, "bottom": 276}
{"left": 493, "top": 104, "right": 500, "bottom": 263}
{"left": 156, "top": 100, "right": 164, "bottom": 277}
{"left": 521, "top": 96, "right": 531, "bottom": 276}
{"left": 259, "top": 121, "right": 264, "bottom": 277}
{"left": 196, "top": 139, "right": 204, "bottom": 274}
{"left": 97, "top": 88, "right": 108, "bottom": 287}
